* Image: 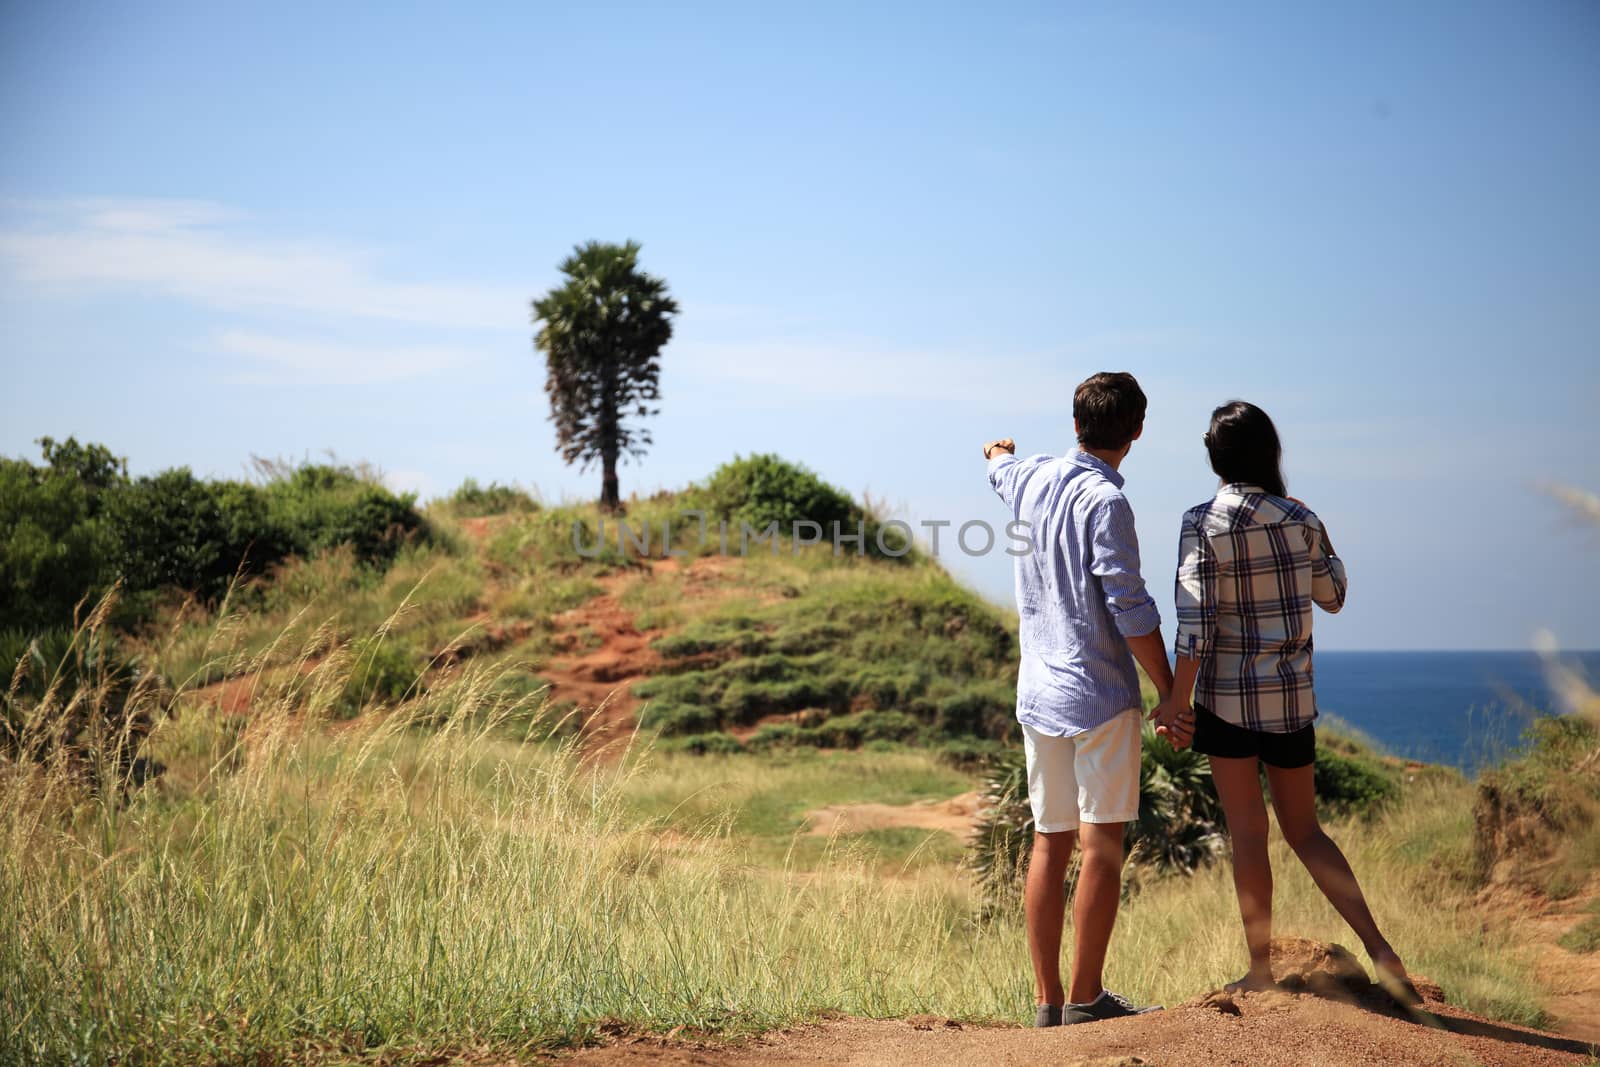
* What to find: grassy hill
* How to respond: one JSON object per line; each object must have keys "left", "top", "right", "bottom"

{"left": 2, "top": 454, "right": 1592, "bottom": 1063}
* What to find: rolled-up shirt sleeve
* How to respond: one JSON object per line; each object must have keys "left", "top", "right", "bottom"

{"left": 987, "top": 453, "right": 1021, "bottom": 508}
{"left": 1174, "top": 512, "right": 1217, "bottom": 659}
{"left": 1086, "top": 495, "right": 1161, "bottom": 638}
{"left": 1305, "top": 513, "right": 1348, "bottom": 614}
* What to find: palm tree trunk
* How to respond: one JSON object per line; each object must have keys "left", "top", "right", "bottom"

{"left": 600, "top": 447, "right": 620, "bottom": 512}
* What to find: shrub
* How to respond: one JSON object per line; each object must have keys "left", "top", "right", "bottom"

{"left": 1313, "top": 747, "right": 1399, "bottom": 815}
{"left": 637, "top": 701, "right": 721, "bottom": 737}
{"left": 444, "top": 478, "right": 541, "bottom": 518}
{"left": 696, "top": 454, "right": 857, "bottom": 535}
{"left": 1473, "top": 713, "right": 1600, "bottom": 896}
{"left": 0, "top": 616, "right": 164, "bottom": 788}
{"left": 657, "top": 732, "right": 745, "bottom": 755}
{"left": 264, "top": 464, "right": 428, "bottom": 567}
{"left": 335, "top": 637, "right": 423, "bottom": 719}
{"left": 934, "top": 737, "right": 1006, "bottom": 770}
{"left": 968, "top": 724, "right": 1227, "bottom": 914}
{"left": 745, "top": 722, "right": 804, "bottom": 750}
{"left": 692, "top": 454, "right": 910, "bottom": 560}
{"left": 107, "top": 470, "right": 290, "bottom": 618}
{"left": 0, "top": 445, "right": 121, "bottom": 632}
{"left": 815, "top": 709, "right": 922, "bottom": 747}
{"left": 1558, "top": 903, "right": 1600, "bottom": 953}
{"left": 4, "top": 441, "right": 434, "bottom": 632}
{"left": 934, "top": 683, "right": 1014, "bottom": 739}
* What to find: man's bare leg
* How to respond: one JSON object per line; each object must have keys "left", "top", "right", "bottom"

{"left": 1025, "top": 828, "right": 1075, "bottom": 1006}
{"left": 1068, "top": 820, "right": 1125, "bottom": 1004}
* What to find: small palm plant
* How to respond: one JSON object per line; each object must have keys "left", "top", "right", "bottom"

{"left": 967, "top": 722, "right": 1225, "bottom": 915}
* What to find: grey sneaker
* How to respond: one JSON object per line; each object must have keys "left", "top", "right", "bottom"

{"left": 1034, "top": 1004, "right": 1063, "bottom": 1027}
{"left": 1061, "top": 989, "right": 1162, "bottom": 1025}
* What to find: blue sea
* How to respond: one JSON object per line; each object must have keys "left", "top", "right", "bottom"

{"left": 1313, "top": 650, "right": 1600, "bottom": 771}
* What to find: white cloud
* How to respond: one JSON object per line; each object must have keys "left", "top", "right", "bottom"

{"left": 214, "top": 330, "right": 484, "bottom": 385}
{"left": 0, "top": 198, "right": 527, "bottom": 330}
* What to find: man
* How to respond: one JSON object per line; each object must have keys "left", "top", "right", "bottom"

{"left": 983, "top": 370, "right": 1193, "bottom": 1028}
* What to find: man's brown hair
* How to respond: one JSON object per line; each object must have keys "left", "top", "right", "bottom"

{"left": 1073, "top": 371, "right": 1147, "bottom": 451}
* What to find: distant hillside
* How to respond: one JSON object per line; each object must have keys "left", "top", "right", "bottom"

{"left": 109, "top": 454, "right": 1021, "bottom": 762}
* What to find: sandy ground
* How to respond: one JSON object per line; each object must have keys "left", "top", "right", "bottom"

{"left": 1479, "top": 882, "right": 1600, "bottom": 1045}
{"left": 553, "top": 939, "right": 1599, "bottom": 1066}
{"left": 804, "top": 791, "right": 984, "bottom": 840}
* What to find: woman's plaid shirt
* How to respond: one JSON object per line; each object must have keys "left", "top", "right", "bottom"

{"left": 1173, "top": 484, "right": 1347, "bottom": 733}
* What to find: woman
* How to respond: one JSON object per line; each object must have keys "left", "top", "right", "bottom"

{"left": 1155, "top": 400, "right": 1417, "bottom": 1003}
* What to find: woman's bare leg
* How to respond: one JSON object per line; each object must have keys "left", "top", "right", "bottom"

{"left": 1209, "top": 756, "right": 1275, "bottom": 988}
{"left": 1263, "top": 762, "right": 1411, "bottom": 986}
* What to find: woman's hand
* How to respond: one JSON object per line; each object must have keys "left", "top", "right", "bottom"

{"left": 1150, "top": 699, "right": 1196, "bottom": 749}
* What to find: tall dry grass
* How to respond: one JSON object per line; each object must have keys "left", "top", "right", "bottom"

{"left": 0, "top": 585, "right": 1556, "bottom": 1063}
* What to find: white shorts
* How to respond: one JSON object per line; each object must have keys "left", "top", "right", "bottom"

{"left": 1022, "top": 709, "right": 1141, "bottom": 832}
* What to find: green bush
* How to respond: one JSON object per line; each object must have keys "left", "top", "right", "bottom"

{"left": 1558, "top": 903, "right": 1600, "bottom": 953}
{"left": 1473, "top": 713, "right": 1600, "bottom": 896}
{"left": 657, "top": 732, "right": 746, "bottom": 755}
{"left": 3, "top": 440, "right": 433, "bottom": 632}
{"left": 444, "top": 478, "right": 541, "bottom": 518}
{"left": 107, "top": 470, "right": 291, "bottom": 618}
{"left": 1313, "top": 747, "right": 1399, "bottom": 815}
{"left": 335, "top": 638, "right": 423, "bottom": 718}
{"left": 0, "top": 441, "right": 122, "bottom": 632}
{"left": 0, "top": 621, "right": 163, "bottom": 786}
{"left": 935, "top": 683, "right": 1014, "bottom": 740}
{"left": 968, "top": 725, "right": 1227, "bottom": 914}
{"left": 264, "top": 465, "right": 427, "bottom": 567}
{"left": 693, "top": 454, "right": 910, "bottom": 559}
{"left": 637, "top": 701, "right": 721, "bottom": 737}
{"left": 934, "top": 737, "right": 1007, "bottom": 770}
{"left": 819, "top": 709, "right": 921, "bottom": 746}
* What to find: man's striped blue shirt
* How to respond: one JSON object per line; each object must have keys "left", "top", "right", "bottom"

{"left": 988, "top": 450, "right": 1161, "bottom": 737}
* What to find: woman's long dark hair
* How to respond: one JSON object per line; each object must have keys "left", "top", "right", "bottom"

{"left": 1204, "top": 401, "right": 1287, "bottom": 498}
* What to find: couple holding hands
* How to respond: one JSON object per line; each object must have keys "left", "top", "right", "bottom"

{"left": 983, "top": 371, "right": 1417, "bottom": 1028}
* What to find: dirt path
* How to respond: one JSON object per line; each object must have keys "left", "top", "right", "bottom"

{"left": 1480, "top": 882, "right": 1600, "bottom": 1045}
{"left": 804, "top": 791, "right": 984, "bottom": 841}
{"left": 533, "top": 555, "right": 739, "bottom": 758}
{"left": 189, "top": 656, "right": 324, "bottom": 716}
{"left": 558, "top": 1003, "right": 1595, "bottom": 1067}
{"left": 539, "top": 569, "right": 661, "bottom": 757}
{"left": 555, "top": 939, "right": 1598, "bottom": 1066}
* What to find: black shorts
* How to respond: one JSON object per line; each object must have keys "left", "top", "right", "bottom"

{"left": 1191, "top": 703, "right": 1316, "bottom": 769}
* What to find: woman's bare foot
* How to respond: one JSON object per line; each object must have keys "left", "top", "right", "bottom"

{"left": 1370, "top": 948, "right": 1421, "bottom": 1007}
{"left": 1224, "top": 969, "right": 1276, "bottom": 994}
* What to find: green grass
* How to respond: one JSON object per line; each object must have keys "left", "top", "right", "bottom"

{"left": 2, "top": 646, "right": 1553, "bottom": 1065}
{"left": 1558, "top": 901, "right": 1600, "bottom": 954}
{"left": 620, "top": 747, "right": 973, "bottom": 868}
{"left": 1473, "top": 714, "right": 1600, "bottom": 900}
{"left": 3, "top": 473, "right": 1579, "bottom": 1062}
{"left": 633, "top": 548, "right": 1019, "bottom": 745}
{"left": 150, "top": 540, "right": 488, "bottom": 691}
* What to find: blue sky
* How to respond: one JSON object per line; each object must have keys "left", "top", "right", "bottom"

{"left": 2, "top": 1, "right": 1596, "bottom": 650}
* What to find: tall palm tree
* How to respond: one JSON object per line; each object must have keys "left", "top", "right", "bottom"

{"left": 532, "top": 241, "right": 678, "bottom": 512}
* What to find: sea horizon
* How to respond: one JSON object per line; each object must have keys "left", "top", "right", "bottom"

{"left": 1312, "top": 649, "right": 1597, "bottom": 771}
